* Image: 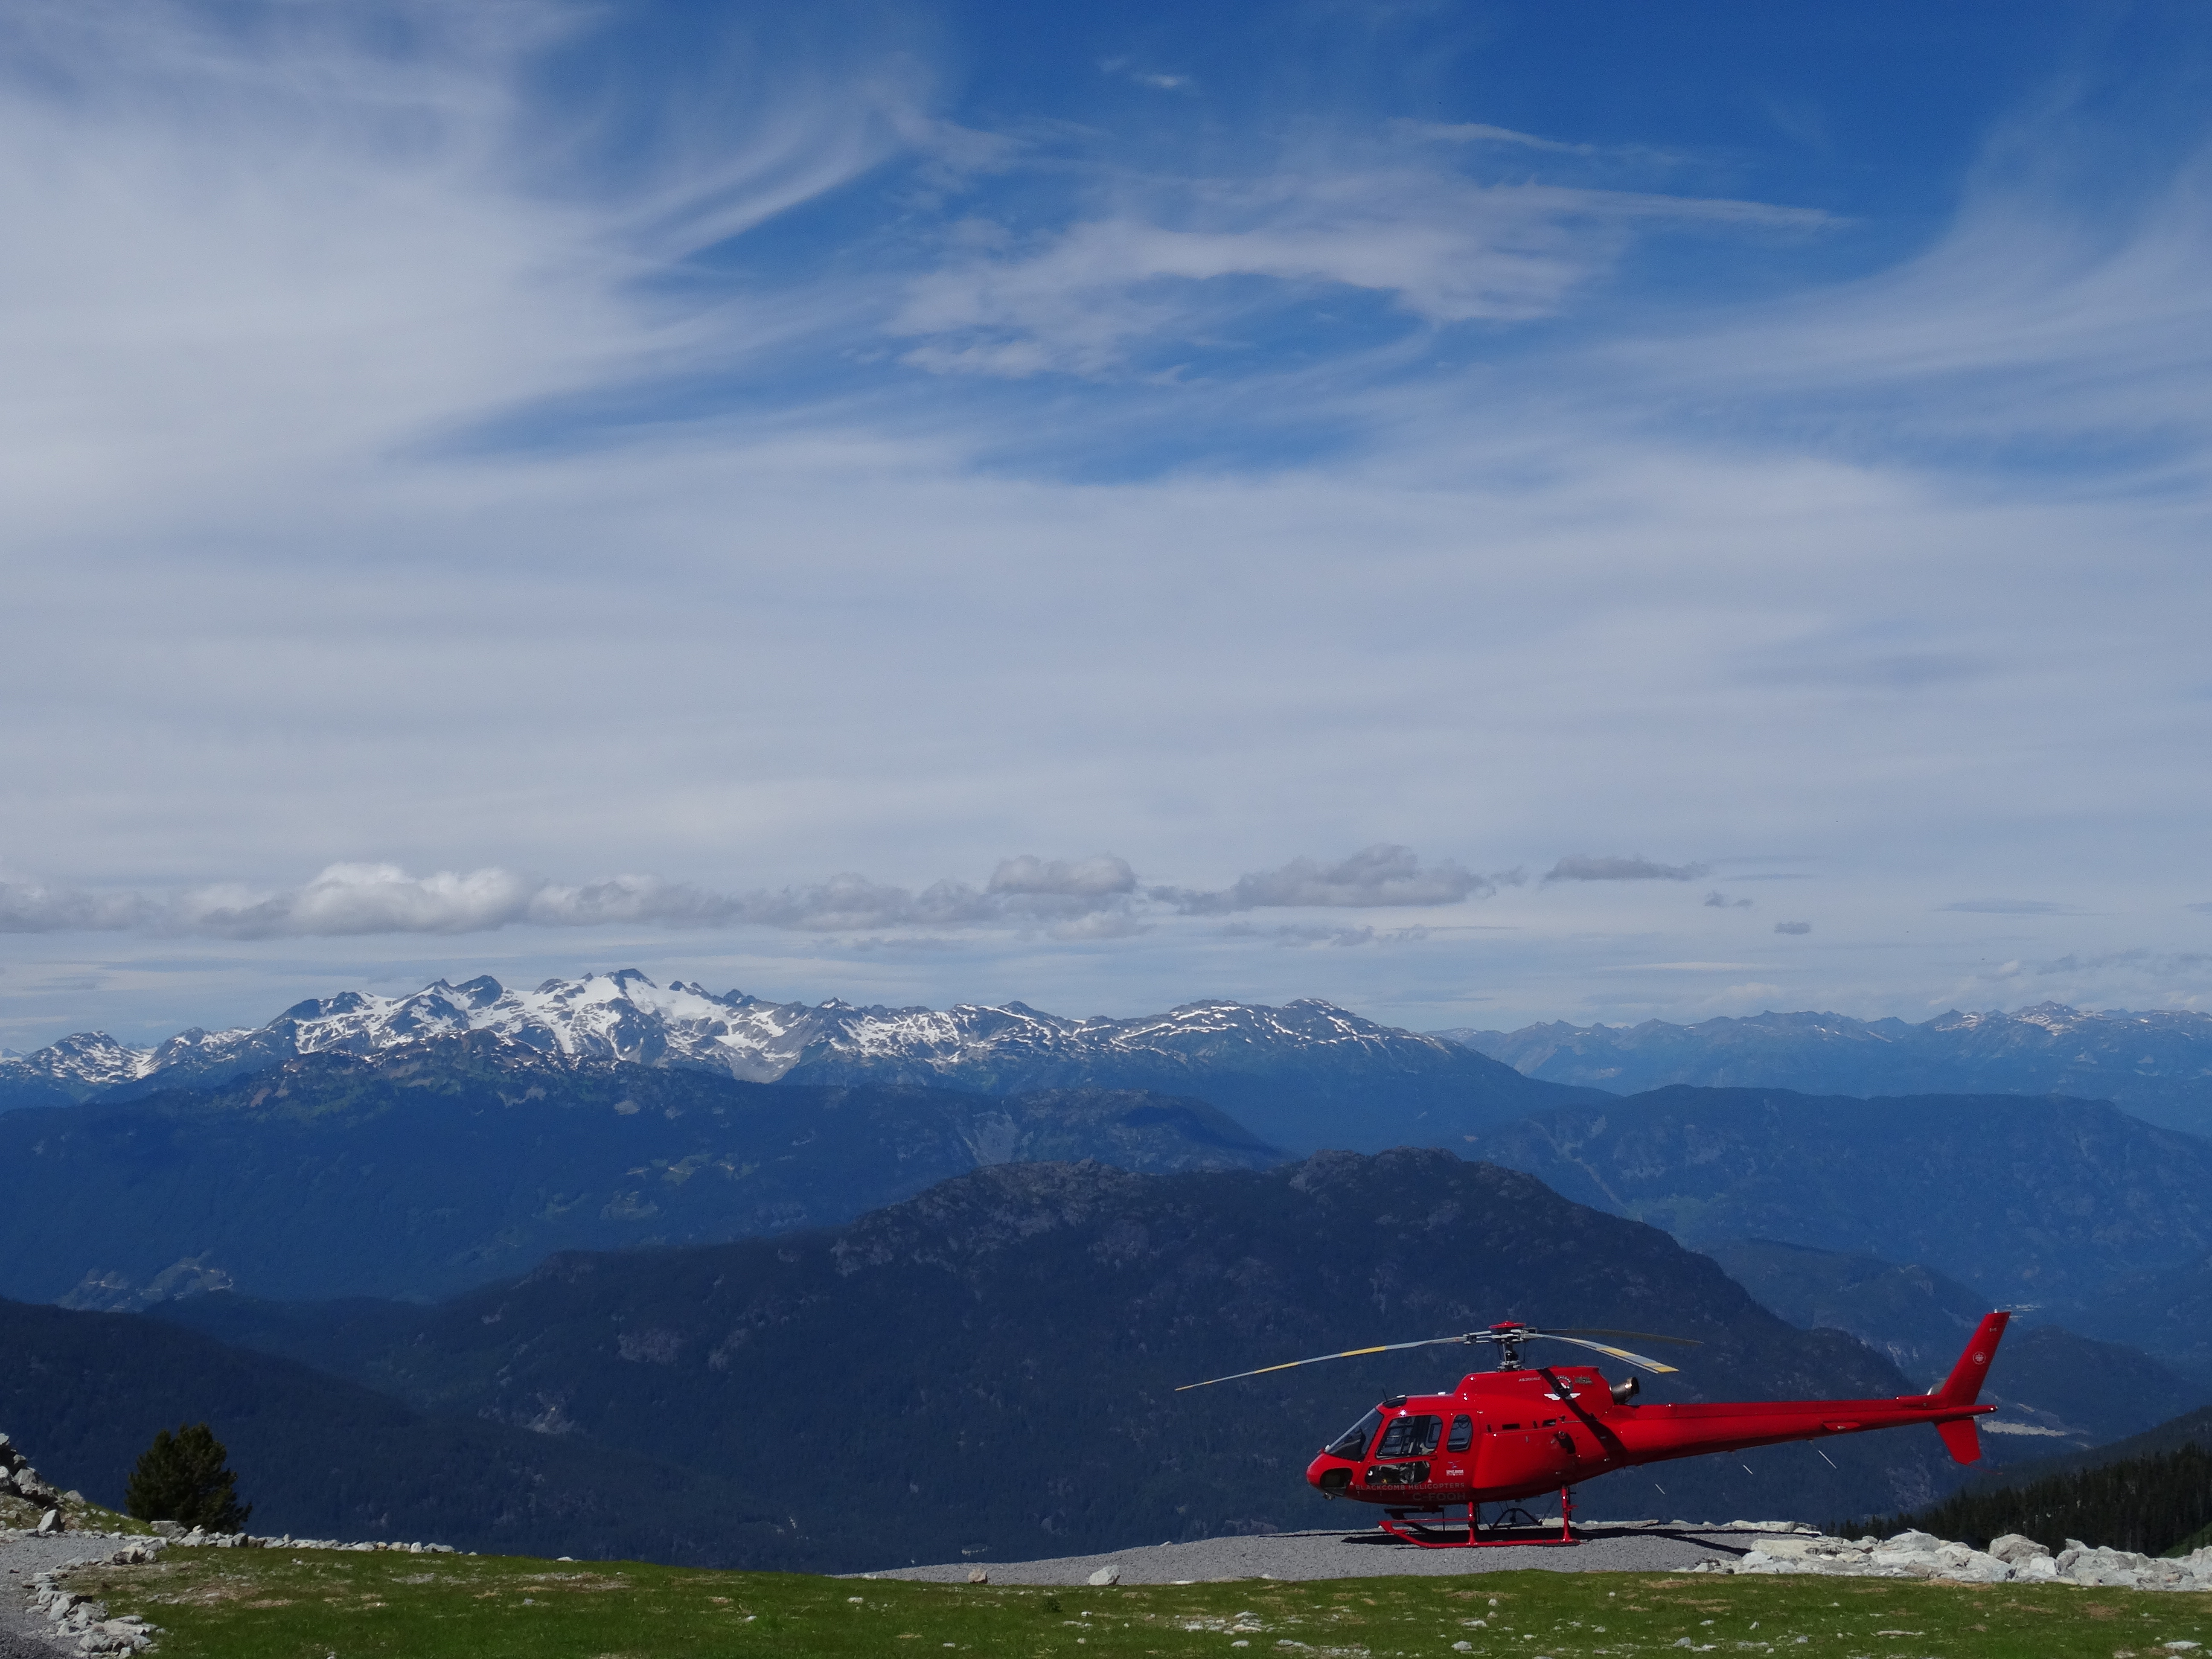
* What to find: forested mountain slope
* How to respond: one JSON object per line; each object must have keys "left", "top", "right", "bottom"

{"left": 1461, "top": 1086, "right": 2212, "bottom": 1312}
{"left": 159, "top": 1150, "right": 1963, "bottom": 1569}
{"left": 0, "top": 1297, "right": 814, "bottom": 1566}
{"left": 0, "top": 1042, "right": 1278, "bottom": 1305}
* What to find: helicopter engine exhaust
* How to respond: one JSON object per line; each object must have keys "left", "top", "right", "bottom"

{"left": 1608, "top": 1374, "right": 1639, "bottom": 1406}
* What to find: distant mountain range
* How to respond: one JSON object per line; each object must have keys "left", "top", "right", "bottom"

{"left": 156, "top": 1150, "right": 1960, "bottom": 1565}
{"left": 1, "top": 970, "right": 1592, "bottom": 1153}
{"left": 1459, "top": 1086, "right": 2212, "bottom": 1324}
{"left": 0, "top": 1043, "right": 1278, "bottom": 1306}
{"left": 2073, "top": 1251, "right": 2212, "bottom": 1380}
{"left": 17, "top": 1019, "right": 2212, "bottom": 1355}
{"left": 1703, "top": 1239, "right": 2204, "bottom": 1458}
{"left": 1440, "top": 1005, "right": 2212, "bottom": 1135}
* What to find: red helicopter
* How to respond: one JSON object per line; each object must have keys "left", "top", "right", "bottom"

{"left": 1179, "top": 1310, "right": 2010, "bottom": 1548}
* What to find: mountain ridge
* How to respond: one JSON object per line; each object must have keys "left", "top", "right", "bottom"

{"left": 1441, "top": 1004, "right": 2212, "bottom": 1133}
{"left": 0, "top": 1042, "right": 1282, "bottom": 1307}
{"left": 1, "top": 971, "right": 1596, "bottom": 1153}
{"left": 153, "top": 1148, "right": 1963, "bottom": 1565}
{"left": 1459, "top": 1085, "right": 2212, "bottom": 1316}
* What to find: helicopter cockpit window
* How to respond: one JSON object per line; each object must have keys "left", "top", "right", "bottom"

{"left": 1374, "top": 1414, "right": 1442, "bottom": 1459}
{"left": 1326, "top": 1408, "right": 1384, "bottom": 1461}
{"left": 1446, "top": 1414, "right": 1473, "bottom": 1452}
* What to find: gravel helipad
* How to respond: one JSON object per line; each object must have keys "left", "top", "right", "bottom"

{"left": 1, "top": 1531, "right": 137, "bottom": 1658}
{"left": 867, "top": 1521, "right": 1793, "bottom": 1585}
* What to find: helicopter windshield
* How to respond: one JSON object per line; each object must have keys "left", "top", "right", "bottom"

{"left": 1325, "top": 1408, "right": 1384, "bottom": 1460}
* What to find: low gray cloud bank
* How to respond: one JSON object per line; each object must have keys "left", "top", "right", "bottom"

{"left": 1545, "top": 854, "right": 1710, "bottom": 882}
{"left": 0, "top": 844, "right": 1508, "bottom": 941}
{"left": 1154, "top": 844, "right": 1488, "bottom": 914}
{"left": 0, "top": 883, "right": 163, "bottom": 933}
{"left": 2, "top": 863, "right": 1133, "bottom": 941}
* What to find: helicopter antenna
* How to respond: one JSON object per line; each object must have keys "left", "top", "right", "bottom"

{"left": 1175, "top": 1323, "right": 1699, "bottom": 1391}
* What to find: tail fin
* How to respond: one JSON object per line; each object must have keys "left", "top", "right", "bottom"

{"left": 1936, "top": 1418, "right": 1982, "bottom": 1464}
{"left": 1936, "top": 1310, "right": 2011, "bottom": 1406}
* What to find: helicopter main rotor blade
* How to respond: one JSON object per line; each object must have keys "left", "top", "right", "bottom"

{"left": 1548, "top": 1326, "right": 1703, "bottom": 1348}
{"left": 1174, "top": 1333, "right": 1470, "bottom": 1392}
{"left": 1531, "top": 1333, "right": 1681, "bottom": 1374}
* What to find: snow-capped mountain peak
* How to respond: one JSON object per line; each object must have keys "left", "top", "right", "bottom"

{"left": 0, "top": 972, "right": 1452, "bottom": 1102}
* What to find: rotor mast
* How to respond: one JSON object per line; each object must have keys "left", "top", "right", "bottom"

{"left": 1487, "top": 1323, "right": 1528, "bottom": 1370}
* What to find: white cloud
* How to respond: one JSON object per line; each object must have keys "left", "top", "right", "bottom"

{"left": 1397, "top": 120, "right": 1599, "bottom": 157}
{"left": 1610, "top": 140, "right": 2212, "bottom": 459}
{"left": 179, "top": 864, "right": 544, "bottom": 938}
{"left": 0, "top": 0, "right": 916, "bottom": 531}
{"left": 890, "top": 166, "right": 1826, "bottom": 377}
{"left": 1, "top": 4, "right": 2211, "bottom": 1047}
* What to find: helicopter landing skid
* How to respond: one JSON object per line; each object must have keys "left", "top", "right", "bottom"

{"left": 1377, "top": 1490, "right": 1578, "bottom": 1549}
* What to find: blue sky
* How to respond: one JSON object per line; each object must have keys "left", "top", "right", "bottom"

{"left": 4, "top": 0, "right": 2212, "bottom": 1047}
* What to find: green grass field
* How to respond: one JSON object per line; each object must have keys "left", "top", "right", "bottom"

{"left": 54, "top": 1549, "right": 2212, "bottom": 1659}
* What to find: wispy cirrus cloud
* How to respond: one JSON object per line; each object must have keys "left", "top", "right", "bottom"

{"left": 5, "top": 2, "right": 2212, "bottom": 1047}
{"left": 0, "top": 0, "right": 923, "bottom": 521}
{"left": 890, "top": 163, "right": 1827, "bottom": 378}
{"left": 1399, "top": 120, "right": 1602, "bottom": 158}
{"left": 1611, "top": 135, "right": 2212, "bottom": 465}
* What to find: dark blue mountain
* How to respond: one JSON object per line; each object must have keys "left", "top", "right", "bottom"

{"left": 1442, "top": 1004, "right": 2212, "bottom": 1135}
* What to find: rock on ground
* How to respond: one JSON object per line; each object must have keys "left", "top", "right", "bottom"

{"left": 871, "top": 1522, "right": 2212, "bottom": 1592}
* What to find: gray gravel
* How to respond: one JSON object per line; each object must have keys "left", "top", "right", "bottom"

{"left": 866, "top": 1521, "right": 1788, "bottom": 1586}
{"left": 0, "top": 1530, "right": 150, "bottom": 1656}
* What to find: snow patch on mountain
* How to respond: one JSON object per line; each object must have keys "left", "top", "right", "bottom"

{"left": 0, "top": 972, "right": 1455, "bottom": 1100}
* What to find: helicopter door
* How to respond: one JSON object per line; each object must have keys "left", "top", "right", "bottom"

{"left": 1373, "top": 1415, "right": 1442, "bottom": 1459}
{"left": 1364, "top": 1414, "right": 1443, "bottom": 1487}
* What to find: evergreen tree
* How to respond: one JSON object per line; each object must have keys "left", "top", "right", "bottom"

{"left": 125, "top": 1423, "right": 251, "bottom": 1532}
{"left": 1847, "top": 1442, "right": 2212, "bottom": 1556}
